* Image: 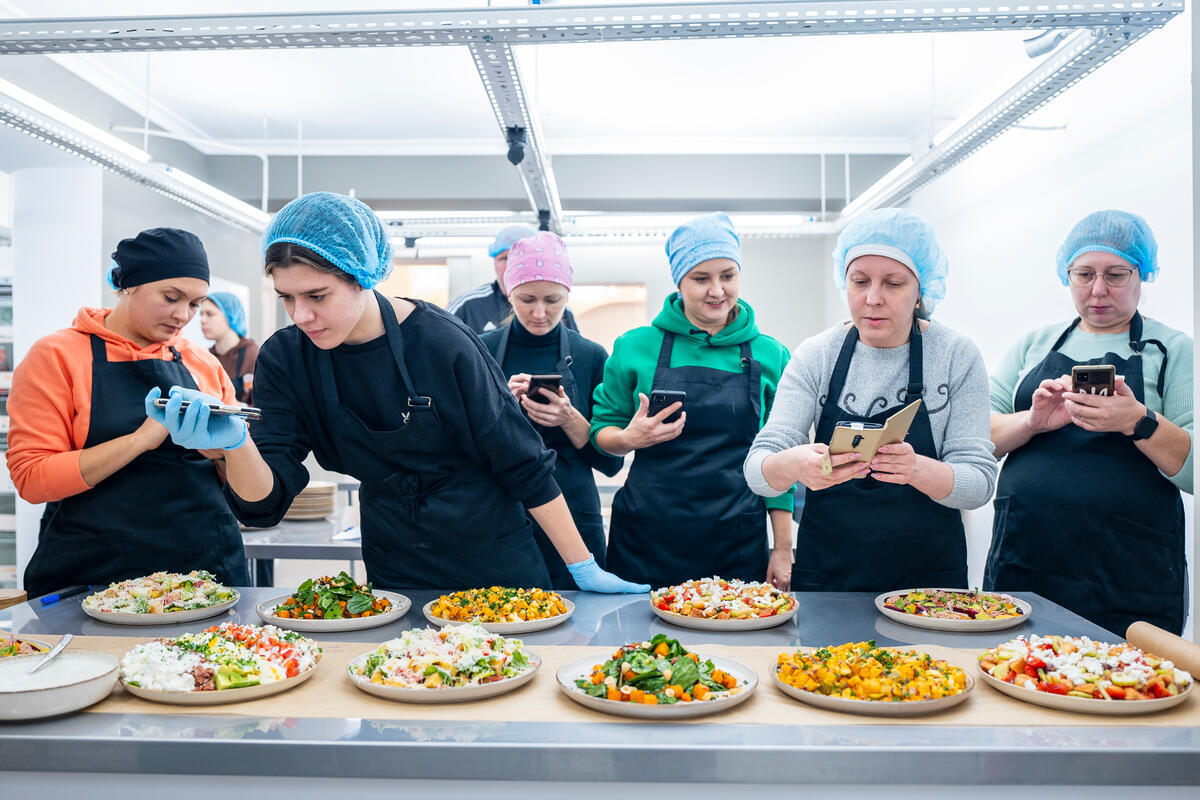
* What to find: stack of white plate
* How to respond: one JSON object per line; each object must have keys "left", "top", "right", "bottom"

{"left": 284, "top": 481, "right": 337, "bottom": 520}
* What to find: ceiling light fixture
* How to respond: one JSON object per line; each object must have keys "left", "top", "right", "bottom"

{"left": 0, "top": 76, "right": 269, "bottom": 233}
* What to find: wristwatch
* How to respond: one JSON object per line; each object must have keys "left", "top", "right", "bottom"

{"left": 1129, "top": 408, "right": 1159, "bottom": 441}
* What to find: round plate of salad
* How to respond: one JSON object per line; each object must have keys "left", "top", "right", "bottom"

{"left": 557, "top": 634, "right": 758, "bottom": 719}
{"left": 1, "top": 637, "right": 50, "bottom": 658}
{"left": 977, "top": 634, "right": 1193, "bottom": 715}
{"left": 346, "top": 623, "right": 540, "bottom": 703}
{"left": 874, "top": 588, "right": 1031, "bottom": 632}
{"left": 773, "top": 641, "right": 973, "bottom": 716}
{"left": 120, "top": 623, "right": 321, "bottom": 705}
{"left": 82, "top": 571, "right": 240, "bottom": 626}
{"left": 256, "top": 572, "right": 411, "bottom": 632}
{"left": 422, "top": 587, "right": 574, "bottom": 634}
{"left": 650, "top": 577, "right": 797, "bottom": 631}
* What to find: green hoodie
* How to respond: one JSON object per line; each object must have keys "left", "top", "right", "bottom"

{"left": 590, "top": 294, "right": 794, "bottom": 511}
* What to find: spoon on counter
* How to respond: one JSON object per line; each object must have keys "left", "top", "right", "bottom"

{"left": 25, "top": 633, "right": 73, "bottom": 676}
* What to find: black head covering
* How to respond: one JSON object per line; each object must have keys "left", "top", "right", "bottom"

{"left": 109, "top": 228, "right": 210, "bottom": 289}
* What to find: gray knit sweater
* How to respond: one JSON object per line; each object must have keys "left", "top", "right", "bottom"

{"left": 743, "top": 321, "right": 998, "bottom": 510}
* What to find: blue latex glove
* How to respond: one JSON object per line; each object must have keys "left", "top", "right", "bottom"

{"left": 144, "top": 386, "right": 168, "bottom": 426}
{"left": 566, "top": 556, "right": 650, "bottom": 594}
{"left": 157, "top": 385, "right": 247, "bottom": 451}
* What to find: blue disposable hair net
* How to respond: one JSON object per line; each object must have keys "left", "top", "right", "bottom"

{"left": 489, "top": 225, "right": 538, "bottom": 258}
{"left": 105, "top": 260, "right": 121, "bottom": 291}
{"left": 666, "top": 212, "right": 741, "bottom": 285}
{"left": 832, "top": 208, "right": 949, "bottom": 315}
{"left": 206, "top": 291, "right": 247, "bottom": 338}
{"left": 261, "top": 192, "right": 392, "bottom": 290}
{"left": 1055, "top": 210, "right": 1159, "bottom": 285}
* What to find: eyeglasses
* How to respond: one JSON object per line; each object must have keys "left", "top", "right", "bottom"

{"left": 1066, "top": 268, "right": 1136, "bottom": 288}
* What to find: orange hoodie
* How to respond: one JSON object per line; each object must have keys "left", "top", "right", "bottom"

{"left": 5, "top": 307, "right": 237, "bottom": 504}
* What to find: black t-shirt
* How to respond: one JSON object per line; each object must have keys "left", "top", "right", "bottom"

{"left": 226, "top": 299, "right": 561, "bottom": 526}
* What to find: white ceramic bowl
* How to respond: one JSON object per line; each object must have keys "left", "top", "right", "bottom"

{"left": 422, "top": 598, "right": 574, "bottom": 634}
{"left": 346, "top": 650, "right": 541, "bottom": 704}
{"left": 257, "top": 590, "right": 412, "bottom": 632}
{"left": 0, "top": 651, "right": 119, "bottom": 721}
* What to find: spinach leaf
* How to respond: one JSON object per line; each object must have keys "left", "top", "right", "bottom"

{"left": 576, "top": 680, "right": 607, "bottom": 698}
{"left": 346, "top": 593, "right": 373, "bottom": 615}
{"left": 636, "top": 676, "right": 667, "bottom": 692}
{"left": 671, "top": 658, "right": 700, "bottom": 689}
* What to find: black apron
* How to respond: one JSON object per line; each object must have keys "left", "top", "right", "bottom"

{"left": 606, "top": 331, "right": 769, "bottom": 587}
{"left": 494, "top": 323, "right": 605, "bottom": 590}
{"left": 24, "top": 335, "right": 248, "bottom": 598}
{"left": 793, "top": 320, "right": 967, "bottom": 591}
{"left": 317, "top": 292, "right": 550, "bottom": 591}
{"left": 983, "top": 313, "right": 1185, "bottom": 635}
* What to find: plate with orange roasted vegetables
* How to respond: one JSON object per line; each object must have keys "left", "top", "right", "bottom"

{"left": 423, "top": 587, "right": 573, "bottom": 634}
{"left": 557, "top": 634, "right": 757, "bottom": 719}
{"left": 256, "top": 572, "right": 411, "bottom": 632}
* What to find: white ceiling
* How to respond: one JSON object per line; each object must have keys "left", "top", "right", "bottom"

{"left": 1, "top": 0, "right": 1043, "bottom": 158}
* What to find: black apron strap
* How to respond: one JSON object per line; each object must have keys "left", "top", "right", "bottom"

{"left": 557, "top": 324, "right": 574, "bottom": 369}
{"left": 89, "top": 334, "right": 108, "bottom": 363}
{"left": 739, "top": 340, "right": 761, "bottom": 420}
{"left": 1128, "top": 312, "right": 1169, "bottom": 399}
{"left": 817, "top": 325, "right": 860, "bottom": 433}
{"left": 494, "top": 323, "right": 513, "bottom": 369}
{"left": 234, "top": 345, "right": 246, "bottom": 377}
{"left": 651, "top": 331, "right": 676, "bottom": 388}
{"left": 1050, "top": 317, "right": 1083, "bottom": 352}
{"left": 905, "top": 317, "right": 924, "bottom": 402}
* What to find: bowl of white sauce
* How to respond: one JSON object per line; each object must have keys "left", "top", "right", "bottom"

{"left": 0, "top": 651, "right": 119, "bottom": 721}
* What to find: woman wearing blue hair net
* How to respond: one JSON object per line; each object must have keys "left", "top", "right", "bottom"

{"left": 744, "top": 208, "right": 997, "bottom": 591}
{"left": 160, "top": 192, "right": 646, "bottom": 594}
{"left": 200, "top": 292, "right": 258, "bottom": 405}
{"left": 986, "top": 210, "right": 1192, "bottom": 635}
{"left": 591, "top": 213, "right": 795, "bottom": 589}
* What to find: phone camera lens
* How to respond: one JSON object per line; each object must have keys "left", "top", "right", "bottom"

{"left": 1077, "top": 372, "right": 1088, "bottom": 381}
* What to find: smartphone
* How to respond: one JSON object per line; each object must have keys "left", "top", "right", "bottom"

{"left": 1071, "top": 364, "right": 1115, "bottom": 396}
{"left": 648, "top": 389, "right": 686, "bottom": 424}
{"left": 527, "top": 374, "right": 562, "bottom": 405}
{"left": 828, "top": 400, "right": 922, "bottom": 463}
{"left": 153, "top": 398, "right": 263, "bottom": 421}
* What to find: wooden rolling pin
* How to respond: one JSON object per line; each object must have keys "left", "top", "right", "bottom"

{"left": 1127, "top": 621, "right": 1200, "bottom": 676}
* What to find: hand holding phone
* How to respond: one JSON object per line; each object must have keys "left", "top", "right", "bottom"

{"left": 153, "top": 397, "right": 262, "bottom": 421}
{"left": 647, "top": 389, "right": 686, "bottom": 424}
{"left": 620, "top": 392, "right": 686, "bottom": 450}
{"left": 526, "top": 374, "right": 563, "bottom": 405}
{"left": 1071, "top": 364, "right": 1116, "bottom": 396}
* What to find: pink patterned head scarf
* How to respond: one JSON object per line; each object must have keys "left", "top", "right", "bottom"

{"left": 503, "top": 232, "right": 574, "bottom": 294}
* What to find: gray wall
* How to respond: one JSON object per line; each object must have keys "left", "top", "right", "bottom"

{"left": 100, "top": 173, "right": 264, "bottom": 338}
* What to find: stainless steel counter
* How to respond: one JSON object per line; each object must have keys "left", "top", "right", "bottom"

{"left": 2, "top": 589, "right": 1197, "bottom": 788}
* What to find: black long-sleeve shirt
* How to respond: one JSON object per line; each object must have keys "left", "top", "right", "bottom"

{"left": 227, "top": 299, "right": 561, "bottom": 526}
{"left": 480, "top": 320, "right": 623, "bottom": 478}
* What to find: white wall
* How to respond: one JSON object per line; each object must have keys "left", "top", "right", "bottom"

{"left": 11, "top": 166, "right": 105, "bottom": 585}
{"left": 902, "top": 13, "right": 1193, "bottom": 632}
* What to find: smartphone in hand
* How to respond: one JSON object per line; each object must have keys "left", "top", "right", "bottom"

{"left": 648, "top": 389, "right": 686, "bottom": 424}
{"left": 527, "top": 374, "right": 563, "bottom": 405}
{"left": 1071, "top": 364, "right": 1116, "bottom": 396}
{"left": 153, "top": 397, "right": 262, "bottom": 421}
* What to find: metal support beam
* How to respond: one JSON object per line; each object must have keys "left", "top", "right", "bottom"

{"left": 0, "top": 78, "right": 269, "bottom": 232}
{"left": 841, "top": 24, "right": 1154, "bottom": 220}
{"left": 468, "top": 42, "right": 563, "bottom": 233}
{"left": 0, "top": 2, "right": 1183, "bottom": 53}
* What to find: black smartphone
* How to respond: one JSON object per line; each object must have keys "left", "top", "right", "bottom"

{"left": 648, "top": 389, "right": 686, "bottom": 424}
{"left": 527, "top": 374, "right": 562, "bottom": 404}
{"left": 153, "top": 398, "right": 263, "bottom": 421}
{"left": 1071, "top": 364, "right": 1116, "bottom": 396}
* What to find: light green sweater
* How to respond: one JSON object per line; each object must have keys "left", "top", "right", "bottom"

{"left": 989, "top": 316, "right": 1193, "bottom": 493}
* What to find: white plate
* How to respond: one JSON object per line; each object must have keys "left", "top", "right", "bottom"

{"left": 556, "top": 653, "right": 758, "bottom": 719}
{"left": 976, "top": 665, "right": 1193, "bottom": 715}
{"left": 0, "top": 651, "right": 120, "bottom": 721}
{"left": 82, "top": 592, "right": 240, "bottom": 626}
{"left": 650, "top": 599, "right": 798, "bottom": 631}
{"left": 772, "top": 659, "right": 974, "bottom": 716}
{"left": 422, "top": 598, "right": 574, "bottom": 634}
{"left": 346, "top": 649, "right": 541, "bottom": 704}
{"left": 874, "top": 589, "right": 1032, "bottom": 632}
{"left": 122, "top": 663, "right": 318, "bottom": 706}
{"left": 256, "top": 590, "right": 411, "bottom": 632}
